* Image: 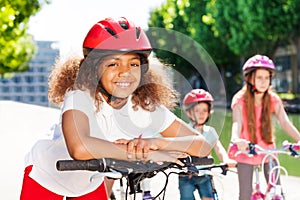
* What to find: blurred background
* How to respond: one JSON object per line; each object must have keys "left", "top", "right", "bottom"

{"left": 1, "top": 0, "right": 300, "bottom": 199}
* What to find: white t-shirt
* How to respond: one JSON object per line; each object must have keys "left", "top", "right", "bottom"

{"left": 189, "top": 123, "right": 219, "bottom": 148}
{"left": 25, "top": 90, "right": 176, "bottom": 197}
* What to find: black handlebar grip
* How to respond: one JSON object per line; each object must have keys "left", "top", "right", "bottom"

{"left": 56, "top": 159, "right": 104, "bottom": 172}
{"left": 191, "top": 156, "right": 214, "bottom": 166}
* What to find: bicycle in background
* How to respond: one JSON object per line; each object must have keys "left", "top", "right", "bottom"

{"left": 195, "top": 162, "right": 236, "bottom": 200}
{"left": 231, "top": 141, "right": 299, "bottom": 200}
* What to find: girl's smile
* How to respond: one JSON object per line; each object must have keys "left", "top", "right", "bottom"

{"left": 98, "top": 53, "right": 142, "bottom": 102}
{"left": 115, "top": 82, "right": 131, "bottom": 88}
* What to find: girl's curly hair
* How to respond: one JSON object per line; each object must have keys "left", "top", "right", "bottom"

{"left": 48, "top": 55, "right": 179, "bottom": 111}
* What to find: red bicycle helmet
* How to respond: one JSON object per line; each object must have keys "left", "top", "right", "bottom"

{"left": 82, "top": 17, "right": 152, "bottom": 57}
{"left": 243, "top": 54, "right": 276, "bottom": 76}
{"left": 182, "top": 89, "right": 214, "bottom": 111}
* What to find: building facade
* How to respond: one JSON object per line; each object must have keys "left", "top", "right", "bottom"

{"left": 0, "top": 41, "right": 59, "bottom": 106}
{"left": 274, "top": 44, "right": 299, "bottom": 94}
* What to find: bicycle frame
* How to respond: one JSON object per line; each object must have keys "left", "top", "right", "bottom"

{"left": 251, "top": 165, "right": 265, "bottom": 200}
{"left": 234, "top": 141, "right": 299, "bottom": 200}
{"left": 258, "top": 153, "right": 288, "bottom": 200}
{"left": 251, "top": 159, "right": 287, "bottom": 200}
{"left": 195, "top": 163, "right": 235, "bottom": 200}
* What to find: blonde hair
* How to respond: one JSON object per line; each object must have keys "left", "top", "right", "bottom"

{"left": 48, "top": 55, "right": 179, "bottom": 111}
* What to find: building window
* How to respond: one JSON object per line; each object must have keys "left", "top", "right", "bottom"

{"left": 274, "top": 56, "right": 292, "bottom": 93}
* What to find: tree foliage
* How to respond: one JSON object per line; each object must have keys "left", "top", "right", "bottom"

{"left": 148, "top": 0, "right": 193, "bottom": 78}
{"left": 0, "top": 0, "right": 49, "bottom": 75}
{"left": 211, "top": 0, "right": 300, "bottom": 58}
{"left": 148, "top": 0, "right": 240, "bottom": 99}
{"left": 148, "top": 0, "right": 300, "bottom": 97}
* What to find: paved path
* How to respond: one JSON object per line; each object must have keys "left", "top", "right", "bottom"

{"left": 0, "top": 101, "right": 60, "bottom": 200}
{"left": 1, "top": 101, "right": 299, "bottom": 200}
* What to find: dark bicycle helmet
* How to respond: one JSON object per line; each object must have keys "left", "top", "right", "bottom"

{"left": 182, "top": 89, "right": 214, "bottom": 111}
{"left": 82, "top": 17, "right": 152, "bottom": 58}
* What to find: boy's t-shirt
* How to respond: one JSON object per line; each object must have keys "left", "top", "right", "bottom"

{"left": 188, "top": 123, "right": 219, "bottom": 150}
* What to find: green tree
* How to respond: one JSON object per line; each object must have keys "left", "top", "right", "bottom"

{"left": 0, "top": 0, "right": 49, "bottom": 75}
{"left": 148, "top": 0, "right": 240, "bottom": 100}
{"left": 211, "top": 0, "right": 300, "bottom": 58}
{"left": 149, "top": 0, "right": 300, "bottom": 97}
{"left": 148, "top": 0, "right": 194, "bottom": 78}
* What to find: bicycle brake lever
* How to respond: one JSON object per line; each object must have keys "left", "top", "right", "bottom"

{"left": 220, "top": 165, "right": 228, "bottom": 175}
{"left": 289, "top": 145, "right": 299, "bottom": 157}
{"left": 248, "top": 143, "right": 257, "bottom": 155}
{"left": 90, "top": 171, "right": 123, "bottom": 182}
{"left": 187, "top": 165, "right": 199, "bottom": 175}
{"left": 178, "top": 157, "right": 199, "bottom": 175}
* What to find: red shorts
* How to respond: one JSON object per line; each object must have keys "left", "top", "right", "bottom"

{"left": 20, "top": 165, "right": 108, "bottom": 200}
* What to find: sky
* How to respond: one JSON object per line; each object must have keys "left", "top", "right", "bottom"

{"left": 28, "top": 0, "right": 165, "bottom": 57}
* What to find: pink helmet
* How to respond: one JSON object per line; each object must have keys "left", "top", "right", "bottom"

{"left": 242, "top": 54, "right": 276, "bottom": 76}
{"left": 183, "top": 89, "right": 214, "bottom": 110}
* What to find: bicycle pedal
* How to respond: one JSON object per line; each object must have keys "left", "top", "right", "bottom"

{"left": 142, "top": 191, "right": 153, "bottom": 200}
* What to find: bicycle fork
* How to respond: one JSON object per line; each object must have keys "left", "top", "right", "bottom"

{"left": 265, "top": 159, "right": 285, "bottom": 200}
{"left": 251, "top": 166, "right": 265, "bottom": 200}
{"left": 265, "top": 173, "right": 284, "bottom": 200}
{"left": 209, "top": 175, "right": 219, "bottom": 200}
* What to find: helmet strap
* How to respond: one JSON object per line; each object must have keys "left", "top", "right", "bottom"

{"left": 246, "top": 71, "right": 271, "bottom": 95}
{"left": 98, "top": 82, "right": 128, "bottom": 103}
{"left": 189, "top": 108, "right": 207, "bottom": 129}
{"left": 246, "top": 81, "right": 259, "bottom": 94}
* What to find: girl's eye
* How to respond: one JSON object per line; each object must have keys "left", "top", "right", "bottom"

{"left": 107, "top": 63, "right": 118, "bottom": 67}
{"left": 131, "top": 63, "right": 140, "bottom": 67}
{"left": 256, "top": 76, "right": 270, "bottom": 81}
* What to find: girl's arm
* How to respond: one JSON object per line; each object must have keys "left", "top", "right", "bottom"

{"left": 62, "top": 110, "right": 187, "bottom": 163}
{"left": 156, "top": 118, "right": 212, "bottom": 157}
{"left": 274, "top": 101, "right": 300, "bottom": 142}
{"left": 214, "top": 140, "right": 229, "bottom": 162}
{"left": 231, "top": 104, "right": 243, "bottom": 142}
{"left": 231, "top": 104, "right": 249, "bottom": 151}
{"left": 62, "top": 110, "right": 130, "bottom": 160}
{"left": 214, "top": 141, "right": 237, "bottom": 167}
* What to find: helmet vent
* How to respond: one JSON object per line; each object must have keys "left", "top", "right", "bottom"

{"left": 136, "top": 27, "right": 141, "bottom": 39}
{"left": 105, "top": 27, "right": 117, "bottom": 38}
{"left": 119, "top": 22, "right": 129, "bottom": 30}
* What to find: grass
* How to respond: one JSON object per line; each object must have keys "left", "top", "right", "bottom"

{"left": 175, "top": 107, "right": 300, "bottom": 177}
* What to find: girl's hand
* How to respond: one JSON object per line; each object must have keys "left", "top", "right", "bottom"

{"left": 114, "top": 138, "right": 158, "bottom": 160}
{"left": 232, "top": 138, "right": 249, "bottom": 153}
{"left": 147, "top": 150, "right": 188, "bottom": 166}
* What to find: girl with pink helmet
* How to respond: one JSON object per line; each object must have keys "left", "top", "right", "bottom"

{"left": 229, "top": 54, "right": 300, "bottom": 200}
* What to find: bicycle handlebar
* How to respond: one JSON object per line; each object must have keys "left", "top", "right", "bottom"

{"left": 57, "top": 159, "right": 105, "bottom": 171}
{"left": 196, "top": 163, "right": 229, "bottom": 175}
{"left": 231, "top": 140, "right": 300, "bottom": 157}
{"left": 56, "top": 156, "right": 215, "bottom": 176}
{"left": 248, "top": 141, "right": 300, "bottom": 157}
{"left": 56, "top": 156, "right": 218, "bottom": 199}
